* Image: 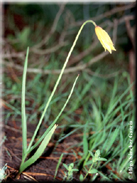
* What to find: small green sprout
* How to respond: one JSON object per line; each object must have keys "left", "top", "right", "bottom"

{"left": 63, "top": 163, "right": 78, "bottom": 181}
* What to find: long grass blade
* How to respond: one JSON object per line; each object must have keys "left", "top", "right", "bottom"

{"left": 83, "top": 122, "right": 88, "bottom": 156}
{"left": 19, "top": 124, "right": 57, "bottom": 173}
{"left": 54, "top": 153, "right": 64, "bottom": 179}
{"left": 21, "top": 47, "right": 29, "bottom": 157}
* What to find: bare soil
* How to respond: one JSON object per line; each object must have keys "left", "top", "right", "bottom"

{"left": 2, "top": 117, "right": 83, "bottom": 182}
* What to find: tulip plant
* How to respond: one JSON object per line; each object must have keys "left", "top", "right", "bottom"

{"left": 17, "top": 19, "right": 116, "bottom": 178}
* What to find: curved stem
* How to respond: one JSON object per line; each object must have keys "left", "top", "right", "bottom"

{"left": 27, "top": 20, "right": 96, "bottom": 152}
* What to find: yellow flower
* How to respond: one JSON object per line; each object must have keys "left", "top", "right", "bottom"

{"left": 95, "top": 26, "right": 116, "bottom": 54}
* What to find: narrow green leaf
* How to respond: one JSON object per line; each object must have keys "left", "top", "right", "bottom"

{"left": 54, "top": 153, "right": 64, "bottom": 179}
{"left": 21, "top": 47, "right": 29, "bottom": 157}
{"left": 72, "top": 169, "right": 78, "bottom": 172}
{"left": 19, "top": 124, "right": 57, "bottom": 173}
{"left": 105, "top": 128, "right": 119, "bottom": 152}
{"left": 83, "top": 123, "right": 88, "bottom": 156}
{"left": 98, "top": 157, "right": 107, "bottom": 161}
{"left": 119, "top": 155, "right": 130, "bottom": 173}
{"left": 63, "top": 163, "right": 69, "bottom": 170}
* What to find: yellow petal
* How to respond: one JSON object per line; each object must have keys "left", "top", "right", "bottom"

{"left": 95, "top": 26, "right": 116, "bottom": 54}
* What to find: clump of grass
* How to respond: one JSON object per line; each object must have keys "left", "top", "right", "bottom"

{"left": 56, "top": 74, "right": 135, "bottom": 181}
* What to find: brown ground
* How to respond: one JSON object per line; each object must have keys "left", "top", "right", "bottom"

{"left": 1, "top": 117, "right": 84, "bottom": 182}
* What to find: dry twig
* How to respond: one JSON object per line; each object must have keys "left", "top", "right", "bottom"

{"left": 33, "top": 4, "right": 66, "bottom": 49}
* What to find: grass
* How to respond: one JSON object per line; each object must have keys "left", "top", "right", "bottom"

{"left": 3, "top": 62, "right": 135, "bottom": 180}
{"left": 62, "top": 76, "right": 135, "bottom": 181}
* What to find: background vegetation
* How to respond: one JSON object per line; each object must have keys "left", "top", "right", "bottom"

{"left": 2, "top": 2, "right": 136, "bottom": 181}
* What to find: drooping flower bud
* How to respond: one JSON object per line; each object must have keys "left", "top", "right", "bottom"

{"left": 95, "top": 26, "right": 116, "bottom": 54}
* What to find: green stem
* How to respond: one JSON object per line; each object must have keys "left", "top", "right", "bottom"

{"left": 27, "top": 20, "right": 96, "bottom": 152}
{"left": 83, "top": 152, "right": 91, "bottom": 166}
{"left": 83, "top": 162, "right": 94, "bottom": 181}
